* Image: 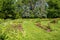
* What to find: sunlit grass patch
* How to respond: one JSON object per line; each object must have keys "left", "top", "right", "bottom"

{"left": 0, "top": 18, "right": 60, "bottom": 40}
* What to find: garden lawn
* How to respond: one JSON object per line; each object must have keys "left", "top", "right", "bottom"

{"left": 0, "top": 18, "right": 60, "bottom": 40}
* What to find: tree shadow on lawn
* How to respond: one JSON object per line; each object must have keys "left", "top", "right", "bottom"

{"left": 35, "top": 22, "right": 52, "bottom": 32}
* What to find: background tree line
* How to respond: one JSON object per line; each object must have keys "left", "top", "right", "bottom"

{"left": 0, "top": 0, "right": 60, "bottom": 19}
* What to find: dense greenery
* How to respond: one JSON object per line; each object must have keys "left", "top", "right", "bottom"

{"left": 0, "top": 0, "right": 60, "bottom": 19}
{"left": 0, "top": 0, "right": 60, "bottom": 40}
{"left": 47, "top": 0, "right": 60, "bottom": 18}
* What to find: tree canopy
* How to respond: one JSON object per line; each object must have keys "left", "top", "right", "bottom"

{"left": 0, "top": 0, "right": 60, "bottom": 19}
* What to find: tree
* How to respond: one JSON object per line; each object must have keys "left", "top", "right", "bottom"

{"left": 1, "top": 0, "right": 16, "bottom": 19}
{"left": 0, "top": 0, "right": 48, "bottom": 18}
{"left": 40, "top": 0, "right": 47, "bottom": 18}
{"left": 47, "top": 0, "right": 60, "bottom": 18}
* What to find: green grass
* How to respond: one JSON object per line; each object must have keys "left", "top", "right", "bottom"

{"left": 0, "top": 18, "right": 60, "bottom": 40}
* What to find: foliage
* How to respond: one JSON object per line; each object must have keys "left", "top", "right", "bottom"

{"left": 0, "top": 0, "right": 60, "bottom": 19}
{"left": 47, "top": 0, "right": 60, "bottom": 18}
{"left": 0, "top": 0, "right": 47, "bottom": 19}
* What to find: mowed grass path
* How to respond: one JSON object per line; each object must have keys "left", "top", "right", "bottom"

{"left": 0, "top": 18, "right": 60, "bottom": 40}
